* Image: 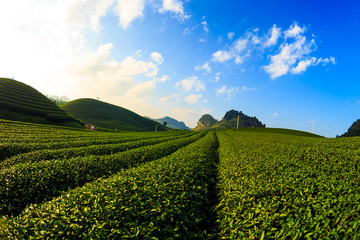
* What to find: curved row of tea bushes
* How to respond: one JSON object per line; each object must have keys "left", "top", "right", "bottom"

{"left": 0, "top": 131, "right": 189, "bottom": 162}
{"left": 0, "top": 131, "right": 195, "bottom": 169}
{"left": 0, "top": 132, "right": 205, "bottom": 216}
{"left": 2, "top": 131, "right": 219, "bottom": 239}
{"left": 0, "top": 119, "right": 184, "bottom": 144}
{"left": 0, "top": 131, "right": 172, "bottom": 144}
{"left": 216, "top": 130, "right": 360, "bottom": 239}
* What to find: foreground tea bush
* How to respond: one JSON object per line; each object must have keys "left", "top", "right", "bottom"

{"left": 216, "top": 130, "right": 360, "bottom": 239}
{"left": 0, "top": 132, "right": 205, "bottom": 216}
{"left": 2, "top": 131, "right": 219, "bottom": 239}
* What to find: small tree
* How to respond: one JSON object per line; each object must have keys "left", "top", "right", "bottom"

{"left": 163, "top": 121, "right": 167, "bottom": 126}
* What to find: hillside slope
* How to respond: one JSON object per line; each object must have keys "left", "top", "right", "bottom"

{"left": 0, "top": 78, "right": 83, "bottom": 128}
{"left": 61, "top": 98, "right": 168, "bottom": 131}
{"left": 153, "top": 116, "right": 190, "bottom": 130}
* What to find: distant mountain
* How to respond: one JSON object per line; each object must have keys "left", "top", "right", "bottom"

{"left": 45, "top": 94, "right": 70, "bottom": 106}
{"left": 0, "top": 78, "right": 83, "bottom": 128}
{"left": 195, "top": 114, "right": 218, "bottom": 130}
{"left": 194, "top": 110, "right": 265, "bottom": 130}
{"left": 153, "top": 116, "right": 190, "bottom": 130}
{"left": 61, "top": 98, "right": 168, "bottom": 132}
{"left": 340, "top": 119, "right": 360, "bottom": 137}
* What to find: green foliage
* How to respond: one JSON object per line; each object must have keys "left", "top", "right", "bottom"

{"left": 1, "top": 120, "right": 360, "bottom": 239}
{"left": 0, "top": 130, "right": 203, "bottom": 216}
{"left": 216, "top": 129, "right": 360, "bottom": 239}
{"left": 2, "top": 132, "right": 218, "bottom": 239}
{"left": 61, "top": 98, "right": 168, "bottom": 131}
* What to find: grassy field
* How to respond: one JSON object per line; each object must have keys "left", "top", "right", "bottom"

{"left": 1, "top": 120, "right": 360, "bottom": 239}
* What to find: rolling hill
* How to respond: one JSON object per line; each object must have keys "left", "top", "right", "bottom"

{"left": 153, "top": 116, "right": 190, "bottom": 130}
{"left": 193, "top": 110, "right": 265, "bottom": 131}
{"left": 61, "top": 98, "right": 168, "bottom": 131}
{"left": 0, "top": 78, "right": 83, "bottom": 128}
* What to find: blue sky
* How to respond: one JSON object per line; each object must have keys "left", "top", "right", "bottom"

{"left": 0, "top": 0, "right": 359, "bottom": 136}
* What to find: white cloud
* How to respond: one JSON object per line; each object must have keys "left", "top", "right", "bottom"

{"left": 182, "top": 27, "right": 190, "bottom": 35}
{"left": 214, "top": 72, "right": 221, "bottom": 82}
{"left": 291, "top": 56, "right": 336, "bottom": 74}
{"left": 240, "top": 86, "right": 256, "bottom": 92}
{"left": 212, "top": 37, "right": 250, "bottom": 64}
{"left": 263, "top": 23, "right": 337, "bottom": 79}
{"left": 284, "top": 22, "right": 306, "bottom": 39}
{"left": 160, "top": 93, "right": 180, "bottom": 104}
{"left": 124, "top": 80, "right": 156, "bottom": 99}
{"left": 271, "top": 112, "right": 279, "bottom": 118}
{"left": 234, "top": 50, "right": 250, "bottom": 65}
{"left": 212, "top": 50, "right": 232, "bottom": 63}
{"left": 211, "top": 23, "right": 334, "bottom": 76}
{"left": 151, "top": 52, "right": 164, "bottom": 64}
{"left": 153, "top": 75, "right": 169, "bottom": 83}
{"left": 263, "top": 33, "right": 317, "bottom": 79}
{"left": 228, "top": 32, "right": 235, "bottom": 40}
{"left": 66, "top": 45, "right": 161, "bottom": 98}
{"left": 176, "top": 76, "right": 205, "bottom": 92}
{"left": 216, "top": 85, "right": 238, "bottom": 100}
{"left": 201, "top": 21, "right": 209, "bottom": 33}
{"left": 195, "top": 62, "right": 211, "bottom": 72}
{"left": 115, "top": 0, "right": 145, "bottom": 29}
{"left": 64, "top": 0, "right": 114, "bottom": 32}
{"left": 234, "top": 38, "right": 249, "bottom": 53}
{"left": 159, "top": 0, "right": 190, "bottom": 21}
{"left": 264, "top": 28, "right": 336, "bottom": 79}
{"left": 317, "top": 56, "right": 336, "bottom": 65}
{"left": 119, "top": 56, "right": 159, "bottom": 77}
{"left": 184, "top": 94, "right": 201, "bottom": 104}
{"left": 291, "top": 57, "right": 317, "bottom": 74}
{"left": 263, "top": 24, "right": 281, "bottom": 48}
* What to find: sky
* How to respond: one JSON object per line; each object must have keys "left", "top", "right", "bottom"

{"left": 0, "top": 0, "right": 359, "bottom": 137}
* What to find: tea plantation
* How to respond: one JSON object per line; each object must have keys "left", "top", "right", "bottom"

{"left": 1, "top": 120, "right": 360, "bottom": 239}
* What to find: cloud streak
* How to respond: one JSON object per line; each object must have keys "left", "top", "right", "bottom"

{"left": 184, "top": 94, "right": 202, "bottom": 104}
{"left": 211, "top": 22, "right": 336, "bottom": 78}
{"left": 264, "top": 23, "right": 336, "bottom": 79}
{"left": 176, "top": 76, "right": 205, "bottom": 92}
{"left": 115, "top": 0, "right": 145, "bottom": 29}
{"left": 159, "top": 0, "right": 190, "bottom": 21}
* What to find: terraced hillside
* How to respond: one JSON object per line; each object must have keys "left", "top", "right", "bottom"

{"left": 61, "top": 98, "right": 168, "bottom": 132}
{"left": 0, "top": 78, "right": 83, "bottom": 128}
{"left": 1, "top": 120, "right": 360, "bottom": 239}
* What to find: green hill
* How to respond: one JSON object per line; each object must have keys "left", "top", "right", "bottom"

{"left": 0, "top": 78, "right": 83, "bottom": 128}
{"left": 61, "top": 98, "right": 168, "bottom": 131}
{"left": 194, "top": 110, "right": 265, "bottom": 131}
